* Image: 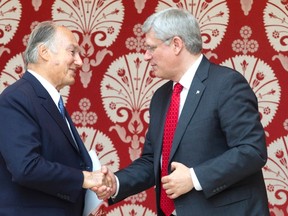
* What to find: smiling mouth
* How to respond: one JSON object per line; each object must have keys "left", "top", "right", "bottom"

{"left": 69, "top": 69, "right": 76, "bottom": 76}
{"left": 151, "top": 65, "right": 157, "bottom": 70}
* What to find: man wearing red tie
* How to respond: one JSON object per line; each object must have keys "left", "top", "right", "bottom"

{"left": 95, "top": 8, "right": 269, "bottom": 216}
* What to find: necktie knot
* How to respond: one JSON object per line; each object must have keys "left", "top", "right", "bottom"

{"left": 173, "top": 83, "right": 183, "bottom": 95}
{"left": 58, "top": 96, "right": 65, "bottom": 119}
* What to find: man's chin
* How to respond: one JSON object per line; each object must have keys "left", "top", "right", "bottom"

{"left": 70, "top": 80, "right": 76, "bottom": 85}
{"left": 154, "top": 71, "right": 163, "bottom": 79}
{"left": 67, "top": 78, "right": 75, "bottom": 86}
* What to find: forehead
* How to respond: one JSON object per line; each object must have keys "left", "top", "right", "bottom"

{"left": 55, "top": 26, "right": 79, "bottom": 47}
{"left": 145, "top": 30, "right": 161, "bottom": 44}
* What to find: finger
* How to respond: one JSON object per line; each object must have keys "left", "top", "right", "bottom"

{"left": 170, "top": 162, "right": 177, "bottom": 171}
{"left": 90, "top": 186, "right": 98, "bottom": 193}
{"left": 162, "top": 182, "right": 170, "bottom": 191}
{"left": 101, "top": 166, "right": 108, "bottom": 174}
{"left": 105, "top": 173, "right": 113, "bottom": 188}
{"left": 97, "top": 190, "right": 112, "bottom": 200}
{"left": 92, "top": 185, "right": 106, "bottom": 193}
{"left": 162, "top": 183, "right": 167, "bottom": 190}
{"left": 98, "top": 194, "right": 110, "bottom": 200}
{"left": 97, "top": 189, "right": 109, "bottom": 197}
{"left": 167, "top": 192, "right": 178, "bottom": 199}
{"left": 165, "top": 186, "right": 174, "bottom": 194}
{"left": 161, "top": 175, "right": 169, "bottom": 184}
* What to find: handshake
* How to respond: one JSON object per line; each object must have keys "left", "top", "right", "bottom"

{"left": 82, "top": 166, "right": 116, "bottom": 200}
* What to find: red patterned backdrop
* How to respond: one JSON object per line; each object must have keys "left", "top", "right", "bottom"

{"left": 0, "top": 0, "right": 287, "bottom": 215}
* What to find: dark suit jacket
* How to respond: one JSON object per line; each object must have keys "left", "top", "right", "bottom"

{"left": 0, "top": 72, "right": 92, "bottom": 216}
{"left": 111, "top": 56, "right": 269, "bottom": 216}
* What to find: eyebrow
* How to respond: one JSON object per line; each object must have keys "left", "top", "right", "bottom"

{"left": 67, "top": 44, "right": 80, "bottom": 51}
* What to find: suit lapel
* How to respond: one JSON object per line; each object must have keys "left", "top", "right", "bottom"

{"left": 23, "top": 72, "right": 80, "bottom": 153}
{"left": 154, "top": 82, "right": 173, "bottom": 168}
{"left": 42, "top": 100, "right": 80, "bottom": 152}
{"left": 170, "top": 57, "right": 210, "bottom": 161}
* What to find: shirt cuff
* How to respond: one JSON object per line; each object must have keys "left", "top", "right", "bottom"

{"left": 111, "top": 175, "right": 120, "bottom": 199}
{"left": 190, "top": 168, "right": 202, "bottom": 191}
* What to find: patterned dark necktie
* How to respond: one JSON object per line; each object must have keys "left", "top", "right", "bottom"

{"left": 58, "top": 95, "right": 79, "bottom": 150}
{"left": 58, "top": 96, "right": 66, "bottom": 119}
{"left": 160, "top": 83, "right": 183, "bottom": 216}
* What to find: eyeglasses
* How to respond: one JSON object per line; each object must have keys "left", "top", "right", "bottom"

{"left": 145, "top": 37, "right": 173, "bottom": 53}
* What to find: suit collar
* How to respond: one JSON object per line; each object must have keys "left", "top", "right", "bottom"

{"left": 22, "top": 71, "right": 50, "bottom": 99}
{"left": 27, "top": 70, "right": 60, "bottom": 106}
{"left": 195, "top": 55, "right": 210, "bottom": 82}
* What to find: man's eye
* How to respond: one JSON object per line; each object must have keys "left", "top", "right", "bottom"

{"left": 146, "top": 45, "right": 156, "bottom": 52}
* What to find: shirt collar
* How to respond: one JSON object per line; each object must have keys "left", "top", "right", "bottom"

{"left": 177, "top": 54, "right": 203, "bottom": 90}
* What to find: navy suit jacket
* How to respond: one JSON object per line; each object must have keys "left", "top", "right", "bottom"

{"left": 111, "top": 56, "right": 269, "bottom": 216}
{"left": 0, "top": 72, "right": 92, "bottom": 216}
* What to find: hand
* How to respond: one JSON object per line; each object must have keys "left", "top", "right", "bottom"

{"left": 91, "top": 166, "right": 117, "bottom": 200}
{"left": 82, "top": 166, "right": 111, "bottom": 189}
{"left": 161, "top": 162, "right": 194, "bottom": 199}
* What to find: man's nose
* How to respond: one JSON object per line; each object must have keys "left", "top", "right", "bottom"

{"left": 74, "top": 53, "right": 83, "bottom": 67}
{"left": 144, "top": 50, "right": 152, "bottom": 61}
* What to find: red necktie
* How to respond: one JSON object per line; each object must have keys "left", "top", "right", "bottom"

{"left": 160, "top": 83, "right": 183, "bottom": 216}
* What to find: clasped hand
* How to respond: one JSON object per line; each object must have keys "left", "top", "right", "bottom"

{"left": 82, "top": 166, "right": 116, "bottom": 200}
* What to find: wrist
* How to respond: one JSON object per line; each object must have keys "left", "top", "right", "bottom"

{"left": 82, "top": 171, "right": 92, "bottom": 189}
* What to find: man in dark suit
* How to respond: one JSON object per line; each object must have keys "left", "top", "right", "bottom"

{"left": 0, "top": 21, "right": 110, "bottom": 216}
{"left": 95, "top": 8, "right": 270, "bottom": 216}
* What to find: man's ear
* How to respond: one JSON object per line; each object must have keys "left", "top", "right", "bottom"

{"left": 38, "top": 43, "right": 50, "bottom": 61}
{"left": 171, "top": 36, "right": 184, "bottom": 55}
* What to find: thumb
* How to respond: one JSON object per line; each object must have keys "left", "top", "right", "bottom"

{"left": 171, "top": 161, "right": 179, "bottom": 171}
{"left": 101, "top": 166, "right": 108, "bottom": 174}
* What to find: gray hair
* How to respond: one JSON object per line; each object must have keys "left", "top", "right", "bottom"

{"left": 142, "top": 8, "right": 202, "bottom": 54}
{"left": 24, "top": 21, "right": 58, "bottom": 65}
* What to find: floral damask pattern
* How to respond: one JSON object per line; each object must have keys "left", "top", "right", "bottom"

{"left": 264, "top": 1, "right": 288, "bottom": 72}
{"left": 263, "top": 135, "right": 288, "bottom": 212}
{"left": 101, "top": 53, "right": 166, "bottom": 161}
{"left": 0, "top": 1, "right": 288, "bottom": 215}
{"left": 240, "top": 0, "right": 253, "bottom": 16}
{"left": 232, "top": 26, "right": 259, "bottom": 54}
{"left": 71, "top": 98, "right": 98, "bottom": 126}
{"left": 125, "top": 24, "right": 146, "bottom": 53}
{"left": 107, "top": 204, "right": 156, "bottom": 216}
{"left": 0, "top": 0, "right": 22, "bottom": 58}
{"left": 0, "top": 0, "right": 21, "bottom": 45}
{"left": 0, "top": 54, "right": 24, "bottom": 91}
{"left": 264, "top": 1, "right": 288, "bottom": 52}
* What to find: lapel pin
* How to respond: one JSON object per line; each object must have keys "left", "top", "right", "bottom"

{"left": 196, "top": 90, "right": 200, "bottom": 94}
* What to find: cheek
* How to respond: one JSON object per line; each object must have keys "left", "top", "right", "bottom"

{"left": 53, "top": 59, "right": 61, "bottom": 66}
